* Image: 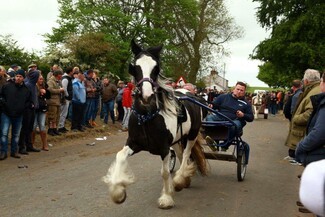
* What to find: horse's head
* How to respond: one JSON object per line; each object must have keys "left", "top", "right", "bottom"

{"left": 129, "top": 40, "right": 163, "bottom": 104}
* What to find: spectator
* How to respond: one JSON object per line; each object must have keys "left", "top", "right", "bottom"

{"left": 18, "top": 70, "right": 41, "bottom": 154}
{"left": 0, "top": 65, "right": 9, "bottom": 88}
{"left": 7, "top": 64, "right": 18, "bottom": 77}
{"left": 283, "top": 80, "right": 302, "bottom": 121}
{"left": 269, "top": 91, "right": 278, "bottom": 116}
{"left": 121, "top": 82, "right": 134, "bottom": 131}
{"left": 91, "top": 70, "right": 102, "bottom": 127}
{"left": 291, "top": 79, "right": 303, "bottom": 114}
{"left": 183, "top": 83, "right": 196, "bottom": 94}
{"left": 276, "top": 91, "right": 284, "bottom": 111}
{"left": 101, "top": 77, "right": 117, "bottom": 125}
{"left": 295, "top": 72, "right": 325, "bottom": 166}
{"left": 33, "top": 75, "right": 51, "bottom": 151}
{"left": 0, "top": 70, "right": 32, "bottom": 160}
{"left": 28, "top": 63, "right": 37, "bottom": 73}
{"left": 284, "top": 69, "right": 320, "bottom": 161}
{"left": 83, "top": 69, "right": 97, "bottom": 128}
{"left": 67, "top": 67, "right": 80, "bottom": 121}
{"left": 47, "top": 69, "right": 64, "bottom": 136}
{"left": 207, "top": 88, "right": 216, "bottom": 102}
{"left": 116, "top": 80, "right": 125, "bottom": 122}
{"left": 71, "top": 71, "right": 86, "bottom": 132}
{"left": 46, "top": 64, "right": 59, "bottom": 81}
{"left": 283, "top": 89, "right": 294, "bottom": 120}
{"left": 58, "top": 67, "right": 74, "bottom": 133}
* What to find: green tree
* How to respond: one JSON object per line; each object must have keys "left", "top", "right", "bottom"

{"left": 251, "top": 0, "right": 325, "bottom": 87}
{"left": 0, "top": 35, "right": 39, "bottom": 69}
{"left": 45, "top": 0, "right": 241, "bottom": 84}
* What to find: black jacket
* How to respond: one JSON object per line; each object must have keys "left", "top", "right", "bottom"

{"left": 0, "top": 80, "right": 32, "bottom": 117}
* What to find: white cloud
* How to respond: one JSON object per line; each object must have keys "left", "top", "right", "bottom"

{"left": 0, "top": 0, "right": 59, "bottom": 51}
{"left": 224, "top": 0, "right": 270, "bottom": 87}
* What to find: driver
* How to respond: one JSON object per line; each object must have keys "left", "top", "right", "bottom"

{"left": 206, "top": 81, "right": 254, "bottom": 138}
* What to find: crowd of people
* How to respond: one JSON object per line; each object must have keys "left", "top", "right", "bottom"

{"left": 0, "top": 64, "right": 134, "bottom": 160}
{"left": 281, "top": 69, "right": 324, "bottom": 215}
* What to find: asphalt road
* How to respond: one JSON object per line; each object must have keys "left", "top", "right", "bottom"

{"left": 0, "top": 114, "right": 313, "bottom": 217}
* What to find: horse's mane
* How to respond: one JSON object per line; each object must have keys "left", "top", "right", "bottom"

{"left": 156, "top": 74, "right": 179, "bottom": 115}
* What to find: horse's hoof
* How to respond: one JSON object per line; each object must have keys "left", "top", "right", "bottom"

{"left": 174, "top": 184, "right": 184, "bottom": 192}
{"left": 110, "top": 186, "right": 127, "bottom": 204}
{"left": 158, "top": 204, "right": 174, "bottom": 209}
{"left": 158, "top": 196, "right": 175, "bottom": 209}
{"left": 173, "top": 176, "right": 185, "bottom": 192}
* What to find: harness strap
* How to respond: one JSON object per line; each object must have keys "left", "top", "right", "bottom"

{"left": 136, "top": 77, "right": 159, "bottom": 88}
{"left": 132, "top": 106, "right": 160, "bottom": 125}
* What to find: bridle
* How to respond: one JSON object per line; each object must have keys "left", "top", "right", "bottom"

{"left": 134, "top": 77, "right": 160, "bottom": 94}
{"left": 132, "top": 52, "right": 161, "bottom": 95}
{"left": 131, "top": 54, "right": 162, "bottom": 125}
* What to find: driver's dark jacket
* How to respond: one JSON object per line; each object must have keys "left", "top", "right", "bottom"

{"left": 211, "top": 93, "right": 254, "bottom": 126}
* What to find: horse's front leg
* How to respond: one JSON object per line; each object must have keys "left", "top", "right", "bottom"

{"left": 173, "top": 140, "right": 197, "bottom": 192}
{"left": 172, "top": 142, "right": 183, "bottom": 163}
{"left": 253, "top": 106, "right": 259, "bottom": 119}
{"left": 158, "top": 152, "right": 175, "bottom": 209}
{"left": 102, "top": 146, "right": 135, "bottom": 204}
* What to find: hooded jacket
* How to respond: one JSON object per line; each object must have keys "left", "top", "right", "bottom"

{"left": 122, "top": 82, "right": 134, "bottom": 108}
{"left": 24, "top": 70, "right": 40, "bottom": 109}
{"left": 0, "top": 79, "right": 32, "bottom": 117}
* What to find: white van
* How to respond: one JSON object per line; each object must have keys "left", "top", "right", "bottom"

{"left": 253, "top": 89, "right": 266, "bottom": 94}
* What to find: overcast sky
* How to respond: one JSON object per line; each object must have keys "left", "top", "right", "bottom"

{"left": 0, "top": 0, "right": 270, "bottom": 87}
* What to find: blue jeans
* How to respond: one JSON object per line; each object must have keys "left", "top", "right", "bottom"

{"left": 83, "top": 98, "right": 96, "bottom": 125}
{"left": 102, "top": 100, "right": 115, "bottom": 124}
{"left": 0, "top": 113, "right": 23, "bottom": 154}
{"left": 92, "top": 98, "right": 100, "bottom": 121}
{"left": 270, "top": 104, "right": 277, "bottom": 115}
{"left": 33, "top": 111, "right": 47, "bottom": 131}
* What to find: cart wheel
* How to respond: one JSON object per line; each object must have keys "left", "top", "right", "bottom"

{"left": 237, "top": 150, "right": 247, "bottom": 181}
{"left": 169, "top": 149, "right": 176, "bottom": 173}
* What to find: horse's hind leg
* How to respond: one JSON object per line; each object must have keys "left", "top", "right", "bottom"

{"left": 158, "top": 152, "right": 175, "bottom": 209}
{"left": 173, "top": 140, "right": 197, "bottom": 192}
{"left": 102, "top": 146, "right": 134, "bottom": 204}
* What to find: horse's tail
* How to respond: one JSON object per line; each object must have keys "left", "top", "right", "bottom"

{"left": 191, "top": 132, "right": 209, "bottom": 176}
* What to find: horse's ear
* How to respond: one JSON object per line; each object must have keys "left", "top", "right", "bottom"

{"left": 129, "top": 63, "right": 136, "bottom": 77}
{"left": 147, "top": 45, "right": 163, "bottom": 59}
{"left": 131, "top": 39, "right": 142, "bottom": 56}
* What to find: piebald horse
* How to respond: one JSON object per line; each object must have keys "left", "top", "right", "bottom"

{"left": 103, "top": 40, "right": 207, "bottom": 209}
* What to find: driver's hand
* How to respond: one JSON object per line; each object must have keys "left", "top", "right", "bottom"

{"left": 236, "top": 110, "right": 244, "bottom": 118}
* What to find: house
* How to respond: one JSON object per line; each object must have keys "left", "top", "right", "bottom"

{"left": 202, "top": 69, "right": 228, "bottom": 91}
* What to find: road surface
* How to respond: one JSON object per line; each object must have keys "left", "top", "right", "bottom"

{"left": 0, "top": 115, "right": 312, "bottom": 217}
